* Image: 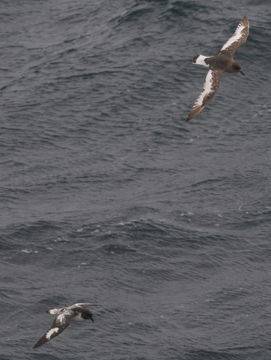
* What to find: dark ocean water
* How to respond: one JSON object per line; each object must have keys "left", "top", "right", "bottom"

{"left": 1, "top": 0, "right": 271, "bottom": 359}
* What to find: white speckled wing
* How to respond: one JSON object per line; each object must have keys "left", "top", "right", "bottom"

{"left": 187, "top": 69, "right": 222, "bottom": 121}
{"left": 33, "top": 311, "right": 74, "bottom": 348}
{"left": 46, "top": 327, "right": 60, "bottom": 340}
{"left": 220, "top": 16, "right": 249, "bottom": 55}
{"left": 48, "top": 308, "right": 62, "bottom": 315}
{"left": 69, "top": 303, "right": 99, "bottom": 309}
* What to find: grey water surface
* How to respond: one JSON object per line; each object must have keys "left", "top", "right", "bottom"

{"left": 1, "top": 0, "right": 271, "bottom": 359}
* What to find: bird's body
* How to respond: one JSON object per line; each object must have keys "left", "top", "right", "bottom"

{"left": 187, "top": 16, "right": 249, "bottom": 121}
{"left": 205, "top": 55, "right": 242, "bottom": 73}
{"left": 33, "top": 303, "right": 97, "bottom": 349}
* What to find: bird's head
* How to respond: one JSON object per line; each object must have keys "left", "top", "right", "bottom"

{"left": 233, "top": 63, "right": 245, "bottom": 75}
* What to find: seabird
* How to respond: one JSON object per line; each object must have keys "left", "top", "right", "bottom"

{"left": 33, "top": 303, "right": 98, "bottom": 348}
{"left": 187, "top": 16, "right": 249, "bottom": 121}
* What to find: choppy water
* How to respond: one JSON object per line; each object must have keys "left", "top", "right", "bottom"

{"left": 1, "top": 0, "right": 271, "bottom": 359}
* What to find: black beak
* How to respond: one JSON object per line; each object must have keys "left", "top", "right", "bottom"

{"left": 240, "top": 70, "right": 245, "bottom": 76}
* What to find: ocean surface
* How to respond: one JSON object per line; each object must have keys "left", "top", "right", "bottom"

{"left": 1, "top": 0, "right": 271, "bottom": 359}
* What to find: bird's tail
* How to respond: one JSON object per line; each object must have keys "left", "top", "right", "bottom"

{"left": 192, "top": 55, "right": 210, "bottom": 67}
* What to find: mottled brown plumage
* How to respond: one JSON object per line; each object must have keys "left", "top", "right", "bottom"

{"left": 187, "top": 16, "right": 249, "bottom": 121}
{"left": 33, "top": 303, "right": 97, "bottom": 349}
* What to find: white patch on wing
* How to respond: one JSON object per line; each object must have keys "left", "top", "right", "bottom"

{"left": 46, "top": 327, "right": 59, "bottom": 339}
{"left": 195, "top": 55, "right": 209, "bottom": 67}
{"left": 194, "top": 70, "right": 213, "bottom": 107}
{"left": 221, "top": 22, "right": 245, "bottom": 51}
{"left": 74, "top": 313, "right": 84, "bottom": 321}
{"left": 57, "top": 313, "right": 67, "bottom": 324}
{"left": 72, "top": 303, "right": 92, "bottom": 307}
{"left": 48, "top": 308, "right": 60, "bottom": 315}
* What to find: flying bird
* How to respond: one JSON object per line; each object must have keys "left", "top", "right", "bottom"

{"left": 33, "top": 303, "right": 98, "bottom": 348}
{"left": 186, "top": 16, "right": 249, "bottom": 121}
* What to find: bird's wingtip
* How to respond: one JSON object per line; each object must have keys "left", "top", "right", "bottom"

{"left": 241, "top": 16, "right": 249, "bottom": 25}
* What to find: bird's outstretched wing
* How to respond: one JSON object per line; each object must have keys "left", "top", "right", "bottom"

{"left": 219, "top": 16, "right": 249, "bottom": 56}
{"left": 69, "top": 303, "right": 99, "bottom": 309}
{"left": 33, "top": 312, "right": 73, "bottom": 348}
{"left": 186, "top": 69, "right": 222, "bottom": 121}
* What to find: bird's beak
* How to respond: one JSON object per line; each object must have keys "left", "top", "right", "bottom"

{"left": 240, "top": 70, "right": 245, "bottom": 76}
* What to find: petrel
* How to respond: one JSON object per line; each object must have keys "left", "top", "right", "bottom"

{"left": 187, "top": 16, "right": 249, "bottom": 121}
{"left": 33, "top": 303, "right": 98, "bottom": 348}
